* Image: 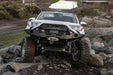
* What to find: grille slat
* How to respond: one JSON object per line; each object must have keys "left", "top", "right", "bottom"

{"left": 39, "top": 24, "right": 70, "bottom": 36}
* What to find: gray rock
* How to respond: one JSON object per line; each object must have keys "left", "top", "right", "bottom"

{"left": 108, "top": 39, "right": 113, "bottom": 46}
{"left": 2, "top": 71, "right": 20, "bottom": 75}
{"left": 10, "top": 57, "right": 23, "bottom": 63}
{"left": 81, "top": 16, "right": 93, "bottom": 23}
{"left": 100, "top": 68, "right": 113, "bottom": 75}
{"left": 8, "top": 45, "right": 21, "bottom": 57}
{"left": 99, "top": 52, "right": 107, "bottom": 60}
{"left": 93, "top": 17, "right": 112, "bottom": 27}
{"left": 82, "top": 16, "right": 112, "bottom": 27}
{"left": 101, "top": 31, "right": 113, "bottom": 41}
{"left": 33, "top": 55, "right": 47, "bottom": 63}
{"left": 92, "top": 42, "right": 105, "bottom": 49}
{"left": 105, "top": 16, "right": 112, "bottom": 19}
{"left": 0, "top": 56, "right": 3, "bottom": 63}
{"left": 95, "top": 47, "right": 113, "bottom": 54}
{"left": 0, "top": 45, "right": 21, "bottom": 59}
{"left": 90, "top": 49, "right": 95, "bottom": 54}
{"left": 86, "top": 29, "right": 97, "bottom": 38}
{"left": 0, "top": 46, "right": 13, "bottom": 59}
{"left": 89, "top": 54, "right": 104, "bottom": 66}
{"left": 92, "top": 35, "right": 103, "bottom": 42}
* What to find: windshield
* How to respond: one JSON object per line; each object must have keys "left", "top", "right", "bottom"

{"left": 37, "top": 12, "right": 78, "bottom": 23}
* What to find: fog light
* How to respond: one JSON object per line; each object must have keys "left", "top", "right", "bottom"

{"left": 40, "top": 29, "right": 45, "bottom": 32}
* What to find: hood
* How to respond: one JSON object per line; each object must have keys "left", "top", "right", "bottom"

{"left": 33, "top": 20, "right": 80, "bottom": 26}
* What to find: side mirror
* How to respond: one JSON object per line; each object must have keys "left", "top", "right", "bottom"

{"left": 80, "top": 22, "right": 87, "bottom": 26}
{"left": 28, "top": 17, "right": 35, "bottom": 21}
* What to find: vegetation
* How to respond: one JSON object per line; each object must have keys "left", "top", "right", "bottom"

{"left": 24, "top": 4, "right": 41, "bottom": 17}
{"left": 0, "top": 31, "right": 28, "bottom": 48}
{"left": 0, "top": 1, "right": 41, "bottom": 20}
{"left": 49, "top": 0, "right": 59, "bottom": 5}
{"left": 78, "top": 7, "right": 98, "bottom": 17}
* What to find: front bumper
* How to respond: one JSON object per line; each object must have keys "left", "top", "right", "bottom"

{"left": 25, "top": 29, "right": 84, "bottom": 40}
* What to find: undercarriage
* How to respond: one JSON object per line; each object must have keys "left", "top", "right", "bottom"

{"left": 21, "top": 24, "right": 90, "bottom": 66}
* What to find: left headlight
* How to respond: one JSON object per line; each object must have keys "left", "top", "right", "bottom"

{"left": 27, "top": 22, "right": 41, "bottom": 27}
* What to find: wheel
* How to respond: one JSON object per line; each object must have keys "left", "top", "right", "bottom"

{"left": 70, "top": 40, "right": 90, "bottom": 67}
{"left": 21, "top": 37, "right": 35, "bottom": 63}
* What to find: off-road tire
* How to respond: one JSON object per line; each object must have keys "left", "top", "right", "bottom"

{"left": 72, "top": 40, "right": 90, "bottom": 67}
{"left": 21, "top": 37, "right": 35, "bottom": 63}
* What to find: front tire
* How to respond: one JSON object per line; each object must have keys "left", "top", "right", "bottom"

{"left": 71, "top": 40, "right": 90, "bottom": 67}
{"left": 21, "top": 37, "right": 35, "bottom": 63}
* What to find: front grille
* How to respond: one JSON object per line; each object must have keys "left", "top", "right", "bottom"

{"left": 39, "top": 24, "right": 70, "bottom": 36}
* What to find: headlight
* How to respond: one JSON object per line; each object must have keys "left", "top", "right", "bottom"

{"left": 32, "top": 22, "right": 41, "bottom": 26}
{"left": 69, "top": 25, "right": 83, "bottom": 31}
{"left": 27, "top": 22, "right": 41, "bottom": 27}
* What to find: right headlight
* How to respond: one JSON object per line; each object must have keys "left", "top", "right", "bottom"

{"left": 69, "top": 25, "right": 84, "bottom": 31}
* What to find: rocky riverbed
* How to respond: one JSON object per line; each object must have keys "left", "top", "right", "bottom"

{"left": 0, "top": 31, "right": 113, "bottom": 75}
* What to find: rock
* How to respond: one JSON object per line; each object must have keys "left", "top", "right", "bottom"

{"left": 37, "top": 64, "right": 43, "bottom": 70}
{"left": 83, "top": 37, "right": 92, "bottom": 50}
{"left": 33, "top": 55, "right": 47, "bottom": 63}
{"left": 7, "top": 45, "right": 21, "bottom": 57}
{"left": 108, "top": 39, "right": 113, "bottom": 46}
{"left": 92, "top": 42, "right": 105, "bottom": 49}
{"left": 100, "top": 68, "right": 113, "bottom": 75}
{"left": 109, "top": 47, "right": 113, "bottom": 52}
{"left": 101, "top": 31, "right": 113, "bottom": 41}
{"left": 89, "top": 54, "right": 104, "bottom": 66}
{"left": 105, "top": 16, "right": 112, "bottom": 19}
{"left": 0, "top": 46, "right": 13, "bottom": 59}
{"left": 99, "top": 52, "right": 107, "bottom": 60}
{"left": 93, "top": 17, "right": 112, "bottom": 27}
{"left": 106, "top": 54, "right": 113, "bottom": 63}
{"left": 82, "top": 16, "right": 112, "bottom": 27}
{"left": 90, "top": 49, "right": 95, "bottom": 54}
{"left": 81, "top": 16, "right": 93, "bottom": 23}
{"left": 2, "top": 71, "right": 20, "bottom": 75}
{"left": 0, "top": 56, "right": 3, "bottom": 63}
{"left": 86, "top": 29, "right": 97, "bottom": 38}
{"left": 95, "top": 47, "right": 113, "bottom": 54}
{"left": 9, "top": 57, "right": 23, "bottom": 63}
{"left": 92, "top": 35, "right": 103, "bottom": 42}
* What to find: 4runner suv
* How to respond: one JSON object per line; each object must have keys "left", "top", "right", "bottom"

{"left": 21, "top": 11, "right": 90, "bottom": 66}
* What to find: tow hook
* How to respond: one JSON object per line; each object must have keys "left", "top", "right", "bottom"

{"left": 47, "top": 37, "right": 59, "bottom": 44}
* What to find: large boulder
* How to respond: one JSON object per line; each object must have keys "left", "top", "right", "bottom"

{"left": 93, "top": 17, "right": 112, "bottom": 27}
{"left": 82, "top": 16, "right": 112, "bottom": 27}
{"left": 101, "top": 31, "right": 113, "bottom": 41}
{"left": 89, "top": 54, "right": 104, "bottom": 66}
{"left": 95, "top": 47, "right": 113, "bottom": 54}
{"left": 0, "top": 45, "right": 21, "bottom": 59}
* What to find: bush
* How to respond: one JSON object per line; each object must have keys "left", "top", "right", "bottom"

{"left": 6, "top": 4, "right": 20, "bottom": 18}
{"left": 0, "top": 1, "right": 23, "bottom": 19}
{"left": 0, "top": 11, "right": 14, "bottom": 20}
{"left": 24, "top": 5, "right": 41, "bottom": 16}
{"left": 0, "top": 1, "right": 13, "bottom": 8}
{"left": 18, "top": 8, "right": 25, "bottom": 18}
{"left": 0, "top": 1, "right": 41, "bottom": 20}
{"left": 78, "top": 7, "right": 98, "bottom": 17}
{"left": 0, "top": 6, "right": 4, "bottom": 11}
